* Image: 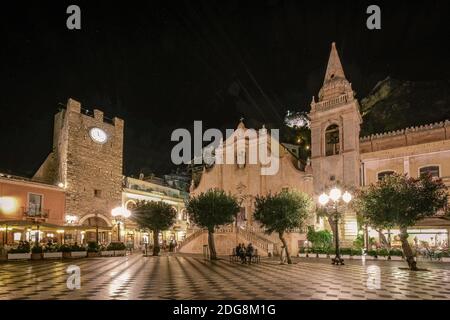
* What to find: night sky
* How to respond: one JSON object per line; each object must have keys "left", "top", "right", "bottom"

{"left": 1, "top": 0, "right": 449, "bottom": 177}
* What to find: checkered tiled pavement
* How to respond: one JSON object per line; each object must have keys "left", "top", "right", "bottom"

{"left": 1, "top": 253, "right": 450, "bottom": 300}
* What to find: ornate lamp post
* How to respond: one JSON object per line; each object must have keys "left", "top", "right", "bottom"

{"left": 111, "top": 207, "right": 131, "bottom": 242}
{"left": 318, "top": 187, "right": 352, "bottom": 265}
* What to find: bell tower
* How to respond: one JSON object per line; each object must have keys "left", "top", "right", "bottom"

{"left": 309, "top": 43, "right": 362, "bottom": 241}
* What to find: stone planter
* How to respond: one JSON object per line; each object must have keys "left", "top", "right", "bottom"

{"left": 441, "top": 257, "right": 450, "bottom": 263}
{"left": 318, "top": 254, "right": 328, "bottom": 258}
{"left": 31, "top": 253, "right": 43, "bottom": 260}
{"left": 43, "top": 252, "right": 63, "bottom": 259}
{"left": 101, "top": 250, "right": 115, "bottom": 257}
{"left": 63, "top": 251, "right": 87, "bottom": 258}
{"left": 365, "top": 255, "right": 376, "bottom": 260}
{"left": 87, "top": 252, "right": 100, "bottom": 257}
{"left": 298, "top": 253, "right": 307, "bottom": 258}
{"left": 8, "top": 253, "right": 31, "bottom": 260}
{"left": 389, "top": 256, "right": 403, "bottom": 261}
{"left": 342, "top": 254, "right": 351, "bottom": 260}
{"left": 114, "top": 250, "right": 127, "bottom": 256}
{"left": 306, "top": 253, "right": 317, "bottom": 258}
{"left": 352, "top": 255, "right": 362, "bottom": 260}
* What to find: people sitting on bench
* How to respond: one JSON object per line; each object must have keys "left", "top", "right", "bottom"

{"left": 238, "top": 243, "right": 247, "bottom": 264}
{"left": 246, "top": 243, "right": 255, "bottom": 264}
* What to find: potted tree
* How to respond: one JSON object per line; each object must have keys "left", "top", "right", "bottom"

{"left": 298, "top": 247, "right": 307, "bottom": 258}
{"left": 43, "top": 243, "right": 62, "bottom": 259}
{"left": 62, "top": 243, "right": 87, "bottom": 258}
{"left": 70, "top": 243, "right": 87, "bottom": 258}
{"left": 377, "top": 248, "right": 389, "bottom": 260}
{"left": 31, "top": 245, "right": 43, "bottom": 260}
{"left": 7, "top": 241, "right": 31, "bottom": 260}
{"left": 100, "top": 244, "right": 114, "bottom": 257}
{"left": 107, "top": 242, "right": 127, "bottom": 256}
{"left": 87, "top": 241, "right": 100, "bottom": 257}
{"left": 352, "top": 248, "right": 363, "bottom": 259}
{"left": 389, "top": 249, "right": 404, "bottom": 261}
{"left": 441, "top": 251, "right": 450, "bottom": 263}
{"left": 366, "top": 249, "right": 378, "bottom": 260}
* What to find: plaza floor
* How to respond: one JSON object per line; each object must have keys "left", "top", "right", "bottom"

{"left": 1, "top": 253, "right": 450, "bottom": 300}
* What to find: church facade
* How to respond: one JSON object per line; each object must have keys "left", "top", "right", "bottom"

{"left": 185, "top": 43, "right": 450, "bottom": 254}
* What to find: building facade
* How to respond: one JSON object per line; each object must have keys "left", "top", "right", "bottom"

{"left": 184, "top": 42, "right": 450, "bottom": 254}
{"left": 0, "top": 174, "right": 66, "bottom": 246}
{"left": 122, "top": 176, "right": 189, "bottom": 249}
{"left": 186, "top": 121, "right": 314, "bottom": 256}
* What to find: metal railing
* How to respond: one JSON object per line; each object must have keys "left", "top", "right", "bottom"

{"left": 22, "top": 207, "right": 49, "bottom": 219}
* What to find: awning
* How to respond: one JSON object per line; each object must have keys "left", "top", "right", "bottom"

{"left": 0, "top": 220, "right": 112, "bottom": 231}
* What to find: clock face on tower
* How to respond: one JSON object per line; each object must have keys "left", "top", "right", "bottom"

{"left": 89, "top": 127, "right": 108, "bottom": 144}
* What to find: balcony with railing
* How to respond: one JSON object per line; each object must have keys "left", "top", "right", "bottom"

{"left": 22, "top": 207, "right": 49, "bottom": 219}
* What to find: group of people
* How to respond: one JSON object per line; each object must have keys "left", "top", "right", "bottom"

{"left": 235, "top": 243, "right": 256, "bottom": 264}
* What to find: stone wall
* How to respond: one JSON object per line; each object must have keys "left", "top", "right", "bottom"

{"left": 33, "top": 98, "right": 124, "bottom": 225}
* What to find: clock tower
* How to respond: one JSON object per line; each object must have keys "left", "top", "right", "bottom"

{"left": 34, "top": 98, "right": 124, "bottom": 230}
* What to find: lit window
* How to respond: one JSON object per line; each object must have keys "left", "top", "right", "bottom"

{"left": 325, "top": 124, "right": 340, "bottom": 156}
{"left": 419, "top": 166, "right": 440, "bottom": 178}
{"left": 377, "top": 171, "right": 395, "bottom": 181}
{"left": 28, "top": 193, "right": 43, "bottom": 216}
{"left": 14, "top": 233, "right": 21, "bottom": 241}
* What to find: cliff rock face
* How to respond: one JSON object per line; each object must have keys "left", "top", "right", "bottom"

{"left": 360, "top": 77, "right": 450, "bottom": 136}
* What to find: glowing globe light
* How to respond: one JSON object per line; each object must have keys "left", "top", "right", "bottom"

{"left": 329, "top": 188, "right": 342, "bottom": 202}
{"left": 0, "top": 197, "right": 18, "bottom": 214}
{"left": 342, "top": 191, "right": 352, "bottom": 203}
{"left": 318, "top": 193, "right": 329, "bottom": 206}
{"left": 111, "top": 207, "right": 131, "bottom": 218}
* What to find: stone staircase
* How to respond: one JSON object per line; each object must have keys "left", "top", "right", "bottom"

{"left": 178, "top": 226, "right": 280, "bottom": 256}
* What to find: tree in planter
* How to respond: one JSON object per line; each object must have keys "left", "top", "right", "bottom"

{"left": 254, "top": 190, "right": 312, "bottom": 264}
{"left": 186, "top": 189, "right": 239, "bottom": 260}
{"left": 353, "top": 174, "right": 448, "bottom": 270}
{"left": 132, "top": 200, "right": 177, "bottom": 256}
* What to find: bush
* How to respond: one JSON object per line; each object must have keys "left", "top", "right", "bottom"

{"left": 44, "top": 243, "right": 61, "bottom": 252}
{"left": 299, "top": 247, "right": 306, "bottom": 254}
{"left": 8, "top": 241, "right": 31, "bottom": 253}
{"left": 367, "top": 249, "right": 378, "bottom": 257}
{"left": 352, "top": 248, "right": 363, "bottom": 256}
{"left": 377, "top": 248, "right": 389, "bottom": 257}
{"left": 339, "top": 248, "right": 352, "bottom": 255}
{"left": 314, "top": 247, "right": 330, "bottom": 255}
{"left": 353, "top": 234, "right": 364, "bottom": 249}
{"left": 31, "top": 245, "right": 43, "bottom": 254}
{"left": 389, "top": 249, "right": 403, "bottom": 257}
{"left": 307, "top": 227, "right": 332, "bottom": 253}
{"left": 87, "top": 241, "right": 100, "bottom": 253}
{"left": 107, "top": 242, "right": 126, "bottom": 251}
{"left": 70, "top": 243, "right": 85, "bottom": 252}
{"left": 59, "top": 244, "right": 72, "bottom": 252}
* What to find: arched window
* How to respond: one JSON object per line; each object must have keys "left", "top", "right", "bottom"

{"left": 181, "top": 209, "right": 188, "bottom": 221}
{"left": 419, "top": 166, "right": 440, "bottom": 178}
{"left": 377, "top": 170, "right": 395, "bottom": 181}
{"left": 325, "top": 124, "right": 340, "bottom": 156}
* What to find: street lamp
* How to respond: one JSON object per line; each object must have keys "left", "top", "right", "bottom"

{"left": 318, "top": 187, "right": 352, "bottom": 265}
{"left": 111, "top": 207, "right": 131, "bottom": 242}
